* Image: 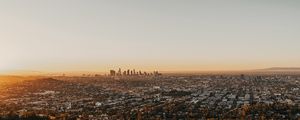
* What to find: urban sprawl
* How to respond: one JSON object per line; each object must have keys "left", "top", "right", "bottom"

{"left": 0, "top": 69, "right": 299, "bottom": 119}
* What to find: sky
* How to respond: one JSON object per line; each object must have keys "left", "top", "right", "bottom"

{"left": 0, "top": 0, "right": 300, "bottom": 74}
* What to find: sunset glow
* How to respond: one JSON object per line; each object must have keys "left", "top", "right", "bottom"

{"left": 0, "top": 1, "right": 300, "bottom": 119}
{"left": 0, "top": 1, "right": 300, "bottom": 74}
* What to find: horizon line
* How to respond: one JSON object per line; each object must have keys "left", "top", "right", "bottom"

{"left": 1, "top": 67, "right": 300, "bottom": 76}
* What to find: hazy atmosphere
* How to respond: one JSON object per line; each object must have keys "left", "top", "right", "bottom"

{"left": 1, "top": 1, "right": 300, "bottom": 119}
{"left": 1, "top": 0, "right": 300, "bottom": 73}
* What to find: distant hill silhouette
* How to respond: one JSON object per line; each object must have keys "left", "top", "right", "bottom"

{"left": 259, "top": 67, "right": 300, "bottom": 71}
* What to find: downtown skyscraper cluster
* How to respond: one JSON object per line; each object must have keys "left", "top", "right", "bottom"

{"left": 109, "top": 68, "right": 161, "bottom": 76}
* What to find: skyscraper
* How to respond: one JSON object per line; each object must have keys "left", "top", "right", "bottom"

{"left": 127, "top": 69, "right": 130, "bottom": 75}
{"left": 110, "top": 70, "right": 116, "bottom": 76}
{"left": 118, "top": 68, "right": 122, "bottom": 76}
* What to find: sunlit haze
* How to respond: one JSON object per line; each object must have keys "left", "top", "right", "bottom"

{"left": 1, "top": 1, "right": 300, "bottom": 74}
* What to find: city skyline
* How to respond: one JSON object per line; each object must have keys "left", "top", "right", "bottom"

{"left": 1, "top": 1, "right": 300, "bottom": 119}
{"left": 1, "top": 1, "right": 300, "bottom": 74}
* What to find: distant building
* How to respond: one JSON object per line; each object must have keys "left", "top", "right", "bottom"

{"left": 127, "top": 69, "right": 130, "bottom": 75}
{"left": 118, "top": 68, "right": 122, "bottom": 76}
{"left": 241, "top": 74, "right": 245, "bottom": 80}
{"left": 154, "top": 71, "right": 162, "bottom": 76}
{"left": 110, "top": 70, "right": 116, "bottom": 76}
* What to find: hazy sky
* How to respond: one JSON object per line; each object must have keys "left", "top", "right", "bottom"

{"left": 0, "top": 0, "right": 300, "bottom": 73}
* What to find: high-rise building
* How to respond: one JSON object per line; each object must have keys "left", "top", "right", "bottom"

{"left": 110, "top": 70, "right": 116, "bottom": 76}
{"left": 118, "top": 68, "right": 122, "bottom": 76}
{"left": 154, "top": 71, "right": 162, "bottom": 76}
{"left": 127, "top": 69, "right": 130, "bottom": 75}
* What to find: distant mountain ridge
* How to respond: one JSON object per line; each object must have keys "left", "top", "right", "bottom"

{"left": 259, "top": 67, "right": 300, "bottom": 71}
